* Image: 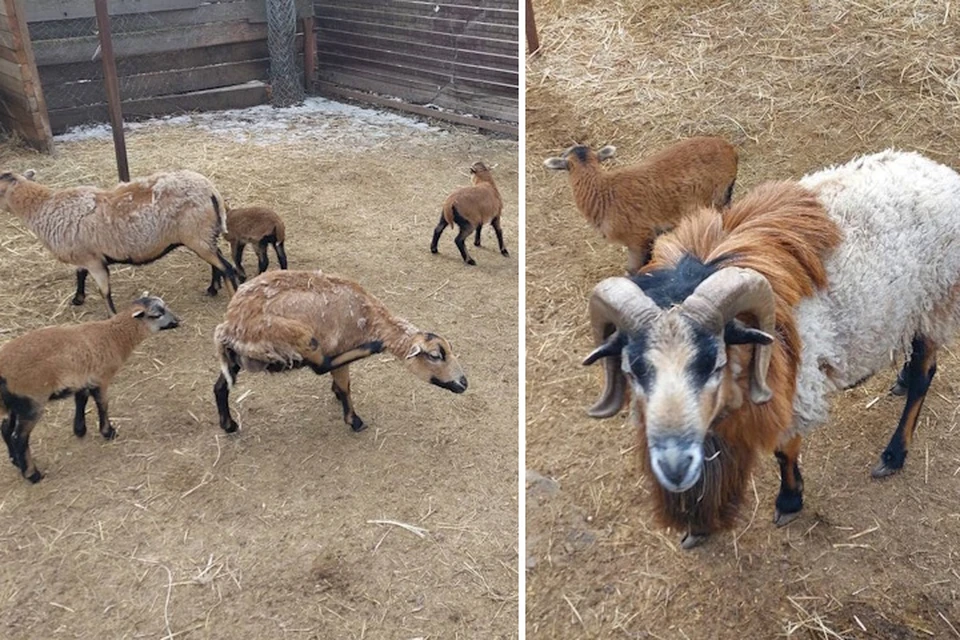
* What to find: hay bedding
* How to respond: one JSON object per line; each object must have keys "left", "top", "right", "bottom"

{"left": 0, "top": 103, "right": 518, "bottom": 638}
{"left": 526, "top": 0, "right": 960, "bottom": 637}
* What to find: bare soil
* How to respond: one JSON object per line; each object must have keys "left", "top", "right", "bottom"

{"left": 526, "top": 1, "right": 960, "bottom": 637}
{"left": 0, "top": 112, "right": 518, "bottom": 638}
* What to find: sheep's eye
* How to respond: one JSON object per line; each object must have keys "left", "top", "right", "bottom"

{"left": 148, "top": 313, "right": 162, "bottom": 319}
{"left": 425, "top": 351, "right": 443, "bottom": 362}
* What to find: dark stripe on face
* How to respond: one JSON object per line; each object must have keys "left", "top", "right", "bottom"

{"left": 624, "top": 332, "right": 653, "bottom": 391}
{"left": 687, "top": 322, "right": 720, "bottom": 388}
{"left": 632, "top": 254, "right": 730, "bottom": 309}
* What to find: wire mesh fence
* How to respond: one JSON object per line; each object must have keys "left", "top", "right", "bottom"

{"left": 267, "top": 0, "right": 305, "bottom": 107}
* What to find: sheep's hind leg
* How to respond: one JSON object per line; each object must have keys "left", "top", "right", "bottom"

{"left": 453, "top": 224, "right": 476, "bottom": 265}
{"left": 330, "top": 366, "right": 365, "bottom": 432}
{"left": 73, "top": 390, "right": 90, "bottom": 437}
{"left": 274, "top": 242, "right": 288, "bottom": 269}
{"left": 254, "top": 242, "right": 269, "bottom": 275}
{"left": 890, "top": 360, "right": 910, "bottom": 396}
{"left": 188, "top": 241, "right": 239, "bottom": 295}
{"left": 774, "top": 435, "right": 804, "bottom": 526}
{"left": 873, "top": 336, "right": 937, "bottom": 478}
{"left": 90, "top": 388, "right": 115, "bottom": 439}
{"left": 86, "top": 261, "right": 116, "bottom": 315}
{"left": 1, "top": 415, "right": 14, "bottom": 465}
{"left": 492, "top": 216, "right": 509, "bottom": 257}
{"left": 207, "top": 265, "right": 222, "bottom": 297}
{"left": 214, "top": 352, "right": 241, "bottom": 433}
{"left": 231, "top": 241, "right": 247, "bottom": 283}
{"left": 430, "top": 215, "right": 448, "bottom": 254}
{"left": 474, "top": 223, "right": 483, "bottom": 247}
{"left": 72, "top": 268, "right": 88, "bottom": 305}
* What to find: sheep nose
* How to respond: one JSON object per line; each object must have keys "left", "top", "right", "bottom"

{"left": 657, "top": 454, "right": 694, "bottom": 487}
{"left": 459, "top": 376, "right": 468, "bottom": 390}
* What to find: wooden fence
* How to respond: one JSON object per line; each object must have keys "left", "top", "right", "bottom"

{"left": 0, "top": 0, "right": 52, "bottom": 150}
{"left": 314, "top": 0, "right": 519, "bottom": 128}
{"left": 26, "top": 0, "right": 310, "bottom": 134}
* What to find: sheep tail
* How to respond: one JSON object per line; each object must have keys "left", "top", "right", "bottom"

{"left": 442, "top": 202, "right": 455, "bottom": 227}
{"left": 211, "top": 187, "right": 228, "bottom": 235}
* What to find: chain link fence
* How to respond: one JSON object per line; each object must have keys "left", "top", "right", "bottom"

{"left": 267, "top": 0, "right": 304, "bottom": 107}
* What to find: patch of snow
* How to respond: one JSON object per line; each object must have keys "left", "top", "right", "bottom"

{"left": 55, "top": 96, "right": 446, "bottom": 148}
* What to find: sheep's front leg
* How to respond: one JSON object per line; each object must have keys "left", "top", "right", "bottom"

{"left": 10, "top": 410, "right": 43, "bottom": 483}
{"left": 874, "top": 336, "right": 937, "bottom": 477}
{"left": 90, "top": 388, "right": 116, "bottom": 439}
{"left": 774, "top": 435, "right": 804, "bottom": 526}
{"left": 330, "top": 366, "right": 365, "bottom": 432}
{"left": 492, "top": 215, "right": 509, "bottom": 256}
{"left": 626, "top": 244, "right": 652, "bottom": 275}
{"left": 73, "top": 390, "right": 90, "bottom": 437}
{"left": 207, "top": 265, "right": 222, "bottom": 296}
{"left": 86, "top": 261, "right": 116, "bottom": 315}
{"left": 72, "top": 268, "right": 88, "bottom": 306}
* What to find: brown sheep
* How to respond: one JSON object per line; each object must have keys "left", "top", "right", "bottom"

{"left": 0, "top": 169, "right": 238, "bottom": 315}
{"left": 430, "top": 161, "right": 508, "bottom": 265}
{"left": 0, "top": 295, "right": 180, "bottom": 482}
{"left": 207, "top": 205, "right": 288, "bottom": 295}
{"left": 214, "top": 270, "right": 468, "bottom": 434}
{"left": 544, "top": 137, "right": 738, "bottom": 272}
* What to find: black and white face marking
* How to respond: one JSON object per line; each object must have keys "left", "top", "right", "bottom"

{"left": 621, "top": 312, "right": 727, "bottom": 493}
{"left": 132, "top": 295, "right": 180, "bottom": 332}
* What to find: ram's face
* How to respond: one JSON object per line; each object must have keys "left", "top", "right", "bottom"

{"left": 623, "top": 312, "right": 731, "bottom": 492}
{"left": 0, "top": 170, "right": 34, "bottom": 201}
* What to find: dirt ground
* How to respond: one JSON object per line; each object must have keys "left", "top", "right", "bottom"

{"left": 0, "top": 104, "right": 518, "bottom": 638}
{"left": 526, "top": 1, "right": 960, "bottom": 638}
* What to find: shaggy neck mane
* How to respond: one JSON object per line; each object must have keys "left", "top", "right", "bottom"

{"left": 7, "top": 181, "right": 52, "bottom": 221}
{"left": 366, "top": 297, "right": 420, "bottom": 358}
{"left": 638, "top": 180, "right": 843, "bottom": 533}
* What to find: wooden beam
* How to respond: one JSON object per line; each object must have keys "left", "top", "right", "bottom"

{"left": 525, "top": 0, "right": 540, "bottom": 54}
{"left": 317, "top": 82, "right": 517, "bottom": 137}
{"left": 27, "top": 0, "right": 199, "bottom": 23}
{"left": 302, "top": 16, "right": 315, "bottom": 93}
{"left": 4, "top": 0, "right": 53, "bottom": 152}
{"left": 94, "top": 0, "right": 129, "bottom": 182}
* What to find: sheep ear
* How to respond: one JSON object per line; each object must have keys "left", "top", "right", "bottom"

{"left": 724, "top": 319, "right": 774, "bottom": 346}
{"left": 597, "top": 146, "right": 617, "bottom": 161}
{"left": 583, "top": 332, "right": 626, "bottom": 366}
{"left": 405, "top": 344, "right": 423, "bottom": 359}
{"left": 23, "top": 169, "right": 36, "bottom": 180}
{"left": 132, "top": 309, "right": 145, "bottom": 319}
{"left": 543, "top": 157, "right": 568, "bottom": 171}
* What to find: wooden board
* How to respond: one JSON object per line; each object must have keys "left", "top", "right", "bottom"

{"left": 317, "top": 27, "right": 518, "bottom": 66}
{"left": 315, "top": 5, "right": 518, "bottom": 40}
{"left": 316, "top": 16, "right": 517, "bottom": 56}
{"left": 0, "top": 0, "right": 53, "bottom": 151}
{"left": 320, "top": 0, "right": 517, "bottom": 26}
{"left": 47, "top": 81, "right": 268, "bottom": 133}
{"left": 27, "top": 0, "right": 200, "bottom": 23}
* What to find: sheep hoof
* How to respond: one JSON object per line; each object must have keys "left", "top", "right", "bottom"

{"left": 26, "top": 470, "right": 43, "bottom": 483}
{"left": 773, "top": 509, "right": 802, "bottom": 527}
{"left": 680, "top": 531, "right": 709, "bottom": 549}
{"left": 101, "top": 425, "right": 117, "bottom": 440}
{"left": 474, "top": 240, "right": 482, "bottom": 247}
{"left": 501, "top": 249, "right": 510, "bottom": 257}
{"left": 74, "top": 425, "right": 86, "bottom": 438}
{"left": 71, "top": 295, "right": 85, "bottom": 306}
{"left": 466, "top": 258, "right": 477, "bottom": 266}
{"left": 222, "top": 420, "right": 239, "bottom": 434}
{"left": 350, "top": 415, "right": 366, "bottom": 432}
{"left": 871, "top": 460, "right": 902, "bottom": 478}
{"left": 205, "top": 287, "right": 218, "bottom": 297}
{"left": 430, "top": 247, "right": 438, "bottom": 254}
{"left": 889, "top": 381, "right": 907, "bottom": 396}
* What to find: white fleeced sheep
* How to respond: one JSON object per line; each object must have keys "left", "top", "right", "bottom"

{"left": 0, "top": 169, "right": 238, "bottom": 315}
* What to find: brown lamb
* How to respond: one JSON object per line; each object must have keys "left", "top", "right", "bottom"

{"left": 430, "top": 161, "right": 509, "bottom": 265}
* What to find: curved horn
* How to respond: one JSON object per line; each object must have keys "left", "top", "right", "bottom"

{"left": 681, "top": 267, "right": 776, "bottom": 404}
{"left": 583, "top": 277, "right": 662, "bottom": 418}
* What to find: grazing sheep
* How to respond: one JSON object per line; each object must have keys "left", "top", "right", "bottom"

{"left": 582, "top": 150, "right": 960, "bottom": 548}
{"left": 430, "top": 161, "right": 508, "bottom": 265}
{"left": 544, "top": 137, "right": 738, "bottom": 272}
{"left": 0, "top": 169, "right": 238, "bottom": 315}
{"left": 213, "top": 269, "right": 468, "bottom": 434}
{"left": 207, "top": 205, "right": 288, "bottom": 296}
{"left": 0, "top": 295, "right": 180, "bottom": 482}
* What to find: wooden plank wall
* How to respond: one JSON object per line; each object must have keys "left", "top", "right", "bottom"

{"left": 0, "top": 0, "right": 53, "bottom": 151}
{"left": 314, "top": 0, "right": 519, "bottom": 125}
{"left": 26, "top": 0, "right": 312, "bottom": 134}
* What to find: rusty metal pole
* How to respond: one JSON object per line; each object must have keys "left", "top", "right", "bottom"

{"left": 94, "top": 0, "right": 129, "bottom": 182}
{"left": 526, "top": 0, "right": 540, "bottom": 55}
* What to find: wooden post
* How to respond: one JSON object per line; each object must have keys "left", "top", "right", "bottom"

{"left": 525, "top": 0, "right": 540, "bottom": 55}
{"left": 94, "top": 0, "right": 129, "bottom": 182}
{"left": 3, "top": 0, "right": 53, "bottom": 152}
{"left": 302, "top": 16, "right": 316, "bottom": 93}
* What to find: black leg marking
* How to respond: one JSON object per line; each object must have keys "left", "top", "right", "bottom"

{"left": 331, "top": 382, "right": 365, "bottom": 432}
{"left": 214, "top": 352, "right": 241, "bottom": 433}
{"left": 256, "top": 242, "right": 269, "bottom": 274}
{"left": 105, "top": 291, "right": 117, "bottom": 315}
{"left": 90, "top": 387, "right": 115, "bottom": 440}
{"left": 1, "top": 416, "right": 14, "bottom": 465}
{"left": 275, "top": 242, "right": 288, "bottom": 270}
{"left": 430, "top": 215, "right": 448, "bottom": 254}
{"left": 216, "top": 248, "right": 239, "bottom": 290}
{"left": 874, "top": 336, "right": 937, "bottom": 477}
{"left": 72, "top": 268, "right": 88, "bottom": 305}
{"left": 474, "top": 223, "right": 483, "bottom": 247}
{"left": 492, "top": 216, "right": 509, "bottom": 257}
{"left": 453, "top": 224, "right": 475, "bottom": 265}
{"left": 73, "top": 389, "right": 90, "bottom": 437}
{"left": 231, "top": 242, "right": 247, "bottom": 282}
{"left": 774, "top": 451, "right": 804, "bottom": 518}
{"left": 890, "top": 361, "right": 910, "bottom": 396}
{"left": 207, "top": 265, "right": 221, "bottom": 296}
